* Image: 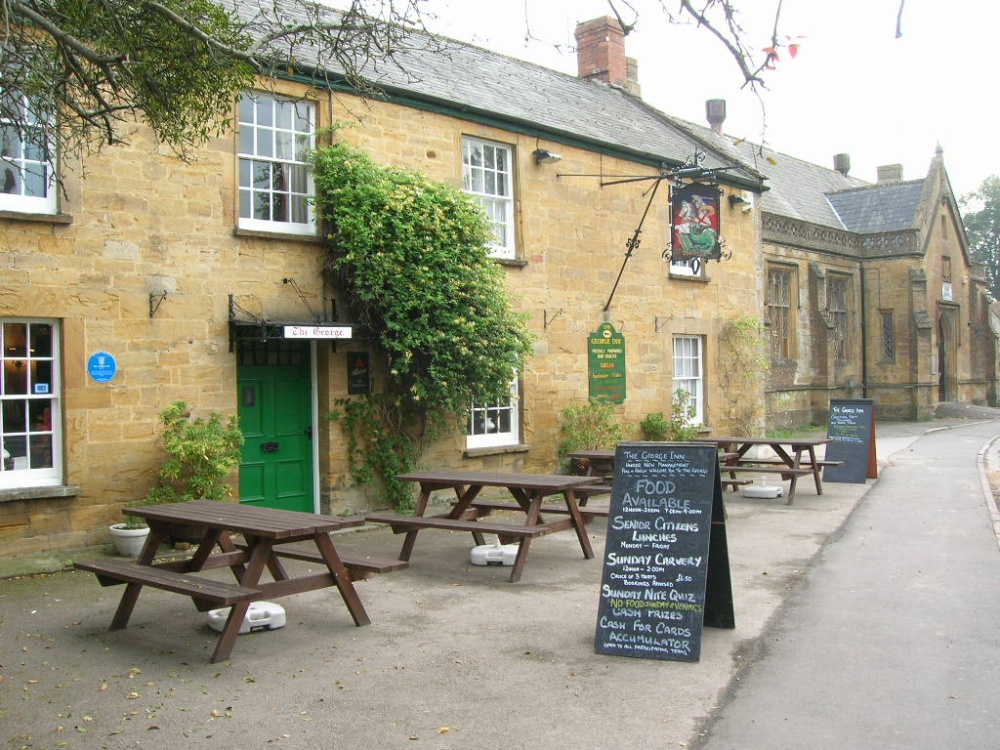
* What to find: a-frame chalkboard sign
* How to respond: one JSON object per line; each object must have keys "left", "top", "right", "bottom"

{"left": 594, "top": 442, "right": 735, "bottom": 662}
{"left": 823, "top": 399, "right": 877, "bottom": 483}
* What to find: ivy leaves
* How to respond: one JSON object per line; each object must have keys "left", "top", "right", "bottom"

{"left": 313, "top": 141, "right": 533, "bottom": 418}
{"left": 313, "top": 140, "right": 534, "bottom": 507}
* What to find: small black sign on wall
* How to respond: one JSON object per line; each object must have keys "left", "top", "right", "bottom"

{"left": 347, "top": 351, "right": 370, "bottom": 395}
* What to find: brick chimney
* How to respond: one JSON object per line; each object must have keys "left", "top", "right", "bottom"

{"left": 575, "top": 17, "right": 639, "bottom": 95}
{"left": 877, "top": 164, "right": 904, "bottom": 183}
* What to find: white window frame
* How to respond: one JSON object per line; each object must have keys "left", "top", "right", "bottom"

{"left": 1, "top": 318, "right": 61, "bottom": 488}
{"left": 672, "top": 335, "right": 704, "bottom": 425}
{"left": 462, "top": 136, "right": 516, "bottom": 259}
{"left": 237, "top": 92, "right": 316, "bottom": 235}
{"left": 0, "top": 86, "right": 57, "bottom": 215}
{"left": 670, "top": 258, "right": 706, "bottom": 278}
{"left": 466, "top": 375, "right": 520, "bottom": 449}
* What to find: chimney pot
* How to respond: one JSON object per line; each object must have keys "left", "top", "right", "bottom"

{"left": 833, "top": 153, "right": 851, "bottom": 176}
{"left": 706, "top": 99, "right": 726, "bottom": 136}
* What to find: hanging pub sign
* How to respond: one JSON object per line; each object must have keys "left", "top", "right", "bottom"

{"left": 588, "top": 323, "right": 626, "bottom": 404}
{"left": 671, "top": 183, "right": 722, "bottom": 262}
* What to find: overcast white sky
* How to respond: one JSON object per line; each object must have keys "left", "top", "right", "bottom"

{"left": 415, "top": 0, "right": 995, "bottom": 198}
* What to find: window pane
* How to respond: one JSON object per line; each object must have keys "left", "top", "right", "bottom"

{"left": 23, "top": 163, "right": 45, "bottom": 197}
{"left": 239, "top": 92, "right": 255, "bottom": 124}
{"left": 1, "top": 125, "right": 22, "bottom": 158}
{"left": 238, "top": 126, "right": 254, "bottom": 155}
{"left": 1, "top": 319, "right": 61, "bottom": 483}
{"left": 257, "top": 128, "right": 273, "bottom": 158}
{"left": 275, "top": 131, "right": 292, "bottom": 160}
{"left": 253, "top": 162, "right": 272, "bottom": 189}
{"left": 236, "top": 92, "right": 315, "bottom": 232}
{"left": 461, "top": 137, "right": 515, "bottom": 257}
{"left": 294, "top": 133, "right": 311, "bottom": 162}
{"left": 274, "top": 99, "right": 292, "bottom": 130}
{"left": 467, "top": 376, "right": 519, "bottom": 447}
{"left": 239, "top": 189, "right": 251, "bottom": 219}
{"left": 290, "top": 195, "right": 309, "bottom": 224}
{"left": 4, "top": 322, "right": 27, "bottom": 356}
{"left": 256, "top": 96, "right": 273, "bottom": 127}
{"left": 287, "top": 164, "right": 308, "bottom": 193}
{"left": 1, "top": 165, "right": 20, "bottom": 195}
{"left": 272, "top": 192, "right": 287, "bottom": 222}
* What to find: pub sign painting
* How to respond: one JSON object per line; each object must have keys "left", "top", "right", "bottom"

{"left": 671, "top": 184, "right": 722, "bottom": 262}
{"left": 588, "top": 323, "right": 626, "bottom": 404}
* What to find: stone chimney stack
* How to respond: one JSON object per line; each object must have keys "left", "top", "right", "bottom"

{"left": 833, "top": 153, "right": 851, "bottom": 176}
{"left": 575, "top": 17, "right": 636, "bottom": 93}
{"left": 706, "top": 99, "right": 727, "bottom": 136}
{"left": 877, "top": 164, "right": 904, "bottom": 183}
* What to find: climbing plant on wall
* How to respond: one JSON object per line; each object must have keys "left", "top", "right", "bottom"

{"left": 313, "top": 138, "right": 534, "bottom": 508}
{"left": 717, "top": 315, "right": 770, "bottom": 435}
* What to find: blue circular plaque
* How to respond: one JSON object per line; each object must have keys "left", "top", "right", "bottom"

{"left": 87, "top": 351, "right": 117, "bottom": 383}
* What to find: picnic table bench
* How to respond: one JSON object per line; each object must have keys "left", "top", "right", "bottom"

{"left": 75, "top": 500, "right": 373, "bottom": 663}
{"left": 693, "top": 436, "right": 841, "bottom": 505}
{"left": 366, "top": 469, "right": 598, "bottom": 583}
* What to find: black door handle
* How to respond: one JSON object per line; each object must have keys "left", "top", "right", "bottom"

{"left": 260, "top": 441, "right": 280, "bottom": 453}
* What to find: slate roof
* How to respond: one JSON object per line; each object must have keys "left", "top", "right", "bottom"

{"left": 826, "top": 181, "right": 925, "bottom": 233}
{"left": 232, "top": 0, "right": 766, "bottom": 189}
{"left": 232, "top": 0, "right": 940, "bottom": 239}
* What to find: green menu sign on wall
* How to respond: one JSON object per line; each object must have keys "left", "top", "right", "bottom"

{"left": 588, "top": 323, "right": 626, "bottom": 404}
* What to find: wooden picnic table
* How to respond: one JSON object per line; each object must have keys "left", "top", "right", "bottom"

{"left": 366, "top": 469, "right": 600, "bottom": 583}
{"left": 75, "top": 499, "right": 375, "bottom": 663}
{"left": 691, "top": 436, "right": 839, "bottom": 505}
{"left": 567, "top": 448, "right": 739, "bottom": 482}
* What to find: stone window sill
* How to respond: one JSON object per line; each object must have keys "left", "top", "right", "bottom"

{"left": 0, "top": 485, "right": 81, "bottom": 503}
{"left": 0, "top": 210, "right": 73, "bottom": 225}
{"left": 463, "top": 443, "right": 530, "bottom": 459}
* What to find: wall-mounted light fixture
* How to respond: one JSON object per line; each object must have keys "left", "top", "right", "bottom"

{"left": 534, "top": 148, "right": 562, "bottom": 165}
{"left": 728, "top": 192, "right": 753, "bottom": 213}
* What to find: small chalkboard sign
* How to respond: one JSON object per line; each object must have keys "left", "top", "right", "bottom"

{"left": 824, "top": 398, "right": 877, "bottom": 483}
{"left": 595, "top": 442, "right": 734, "bottom": 662}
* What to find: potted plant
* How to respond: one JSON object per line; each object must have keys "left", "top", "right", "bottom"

{"left": 108, "top": 518, "right": 150, "bottom": 557}
{"left": 143, "top": 400, "right": 244, "bottom": 541}
{"left": 558, "top": 398, "right": 624, "bottom": 474}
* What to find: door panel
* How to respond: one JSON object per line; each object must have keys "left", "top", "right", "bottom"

{"left": 237, "top": 347, "right": 313, "bottom": 512}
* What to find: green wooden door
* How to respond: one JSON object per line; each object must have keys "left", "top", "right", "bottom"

{"left": 237, "top": 342, "right": 313, "bottom": 512}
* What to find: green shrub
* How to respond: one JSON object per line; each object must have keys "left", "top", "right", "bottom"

{"left": 558, "top": 398, "right": 624, "bottom": 470}
{"left": 640, "top": 390, "right": 700, "bottom": 442}
{"left": 144, "top": 401, "right": 244, "bottom": 505}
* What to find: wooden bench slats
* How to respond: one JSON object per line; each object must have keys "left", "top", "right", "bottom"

{"left": 366, "top": 511, "right": 550, "bottom": 538}
{"left": 254, "top": 541, "right": 409, "bottom": 580}
{"left": 732, "top": 458, "right": 844, "bottom": 468}
{"left": 574, "top": 483, "right": 612, "bottom": 497}
{"left": 720, "top": 466, "right": 814, "bottom": 476}
{"left": 74, "top": 559, "right": 262, "bottom": 611}
{"left": 457, "top": 500, "right": 610, "bottom": 519}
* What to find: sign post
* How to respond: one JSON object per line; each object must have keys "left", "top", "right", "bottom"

{"left": 595, "top": 442, "right": 734, "bottom": 662}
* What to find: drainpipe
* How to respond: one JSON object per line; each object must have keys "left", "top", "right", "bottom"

{"left": 860, "top": 264, "right": 869, "bottom": 398}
